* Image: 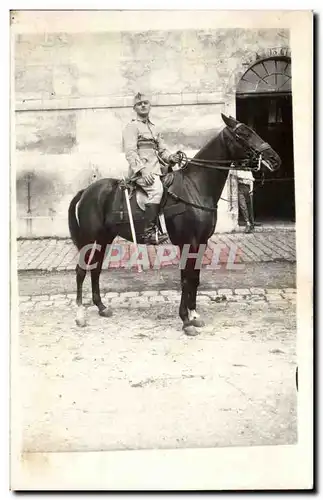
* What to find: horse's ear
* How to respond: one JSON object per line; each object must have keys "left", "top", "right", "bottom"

{"left": 221, "top": 113, "right": 239, "bottom": 129}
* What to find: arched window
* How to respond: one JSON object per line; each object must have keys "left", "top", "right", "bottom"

{"left": 237, "top": 58, "right": 291, "bottom": 94}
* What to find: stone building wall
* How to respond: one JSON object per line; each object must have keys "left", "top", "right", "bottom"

{"left": 14, "top": 28, "right": 290, "bottom": 237}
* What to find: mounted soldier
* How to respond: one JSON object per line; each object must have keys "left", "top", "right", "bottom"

{"left": 70, "top": 112, "right": 281, "bottom": 330}
{"left": 122, "top": 92, "right": 180, "bottom": 245}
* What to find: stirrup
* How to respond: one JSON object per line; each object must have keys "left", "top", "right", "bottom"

{"left": 143, "top": 228, "right": 168, "bottom": 245}
{"left": 155, "top": 230, "right": 169, "bottom": 245}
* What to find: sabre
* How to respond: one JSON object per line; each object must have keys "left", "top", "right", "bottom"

{"left": 123, "top": 179, "right": 142, "bottom": 273}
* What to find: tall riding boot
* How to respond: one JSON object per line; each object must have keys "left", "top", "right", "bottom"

{"left": 143, "top": 204, "right": 168, "bottom": 245}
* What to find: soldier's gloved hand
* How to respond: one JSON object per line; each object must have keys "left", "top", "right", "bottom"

{"left": 141, "top": 169, "right": 155, "bottom": 186}
{"left": 169, "top": 153, "right": 181, "bottom": 164}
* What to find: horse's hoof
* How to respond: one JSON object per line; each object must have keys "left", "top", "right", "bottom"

{"left": 75, "top": 318, "right": 87, "bottom": 327}
{"left": 212, "top": 295, "right": 226, "bottom": 303}
{"left": 183, "top": 325, "right": 199, "bottom": 336}
{"left": 190, "top": 318, "right": 205, "bottom": 328}
{"left": 99, "top": 307, "right": 113, "bottom": 318}
{"left": 76, "top": 307, "right": 86, "bottom": 327}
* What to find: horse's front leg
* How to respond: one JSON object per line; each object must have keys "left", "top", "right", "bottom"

{"left": 180, "top": 268, "right": 201, "bottom": 336}
{"left": 187, "top": 269, "right": 205, "bottom": 328}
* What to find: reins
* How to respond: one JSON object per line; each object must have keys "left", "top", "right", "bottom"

{"left": 159, "top": 151, "right": 262, "bottom": 172}
{"left": 162, "top": 150, "right": 265, "bottom": 210}
{"left": 153, "top": 131, "right": 272, "bottom": 212}
{"left": 174, "top": 154, "right": 258, "bottom": 171}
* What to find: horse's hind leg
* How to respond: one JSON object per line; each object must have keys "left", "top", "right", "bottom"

{"left": 75, "top": 263, "right": 87, "bottom": 327}
{"left": 91, "top": 240, "right": 113, "bottom": 318}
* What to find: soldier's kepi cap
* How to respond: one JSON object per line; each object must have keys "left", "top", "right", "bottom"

{"left": 133, "top": 92, "right": 151, "bottom": 107}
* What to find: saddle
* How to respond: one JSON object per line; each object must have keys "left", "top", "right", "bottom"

{"left": 107, "top": 172, "right": 185, "bottom": 226}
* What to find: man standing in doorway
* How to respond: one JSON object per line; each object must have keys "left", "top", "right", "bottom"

{"left": 123, "top": 92, "right": 180, "bottom": 245}
{"left": 236, "top": 169, "right": 255, "bottom": 233}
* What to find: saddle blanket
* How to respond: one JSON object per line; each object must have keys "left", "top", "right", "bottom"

{"left": 107, "top": 179, "right": 185, "bottom": 225}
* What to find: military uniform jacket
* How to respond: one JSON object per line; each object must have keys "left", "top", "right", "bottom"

{"left": 122, "top": 117, "right": 171, "bottom": 177}
{"left": 236, "top": 169, "right": 254, "bottom": 185}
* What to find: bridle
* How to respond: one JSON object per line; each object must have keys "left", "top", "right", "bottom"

{"left": 145, "top": 123, "right": 275, "bottom": 212}
{"left": 159, "top": 124, "right": 274, "bottom": 210}
{"left": 172, "top": 123, "right": 274, "bottom": 173}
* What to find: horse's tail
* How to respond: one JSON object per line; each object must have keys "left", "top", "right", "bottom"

{"left": 68, "top": 189, "right": 85, "bottom": 250}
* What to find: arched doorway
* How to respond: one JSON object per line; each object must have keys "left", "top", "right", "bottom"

{"left": 236, "top": 57, "right": 295, "bottom": 222}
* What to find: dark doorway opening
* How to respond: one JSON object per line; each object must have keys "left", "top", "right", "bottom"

{"left": 236, "top": 93, "right": 295, "bottom": 222}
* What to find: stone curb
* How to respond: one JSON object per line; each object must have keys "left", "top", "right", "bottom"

{"left": 18, "top": 287, "right": 296, "bottom": 310}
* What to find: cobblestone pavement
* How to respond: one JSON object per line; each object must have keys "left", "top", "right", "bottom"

{"left": 19, "top": 286, "right": 297, "bottom": 311}
{"left": 18, "top": 288, "right": 297, "bottom": 452}
{"left": 16, "top": 229, "right": 296, "bottom": 272}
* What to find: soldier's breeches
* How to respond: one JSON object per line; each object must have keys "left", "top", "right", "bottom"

{"left": 136, "top": 175, "right": 163, "bottom": 204}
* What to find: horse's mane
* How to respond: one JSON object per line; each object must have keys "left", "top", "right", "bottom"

{"left": 170, "top": 126, "right": 230, "bottom": 202}
{"left": 193, "top": 127, "right": 226, "bottom": 160}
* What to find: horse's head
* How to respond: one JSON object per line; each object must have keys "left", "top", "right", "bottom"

{"left": 221, "top": 113, "right": 281, "bottom": 173}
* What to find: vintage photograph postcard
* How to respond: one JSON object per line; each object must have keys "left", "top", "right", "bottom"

{"left": 10, "top": 9, "right": 313, "bottom": 490}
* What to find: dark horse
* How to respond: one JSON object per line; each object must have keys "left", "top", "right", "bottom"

{"left": 68, "top": 114, "right": 281, "bottom": 335}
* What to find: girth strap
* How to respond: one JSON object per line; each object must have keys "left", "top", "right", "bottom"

{"left": 165, "top": 187, "right": 218, "bottom": 213}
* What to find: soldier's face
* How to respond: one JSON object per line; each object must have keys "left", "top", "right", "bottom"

{"left": 134, "top": 100, "right": 151, "bottom": 118}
